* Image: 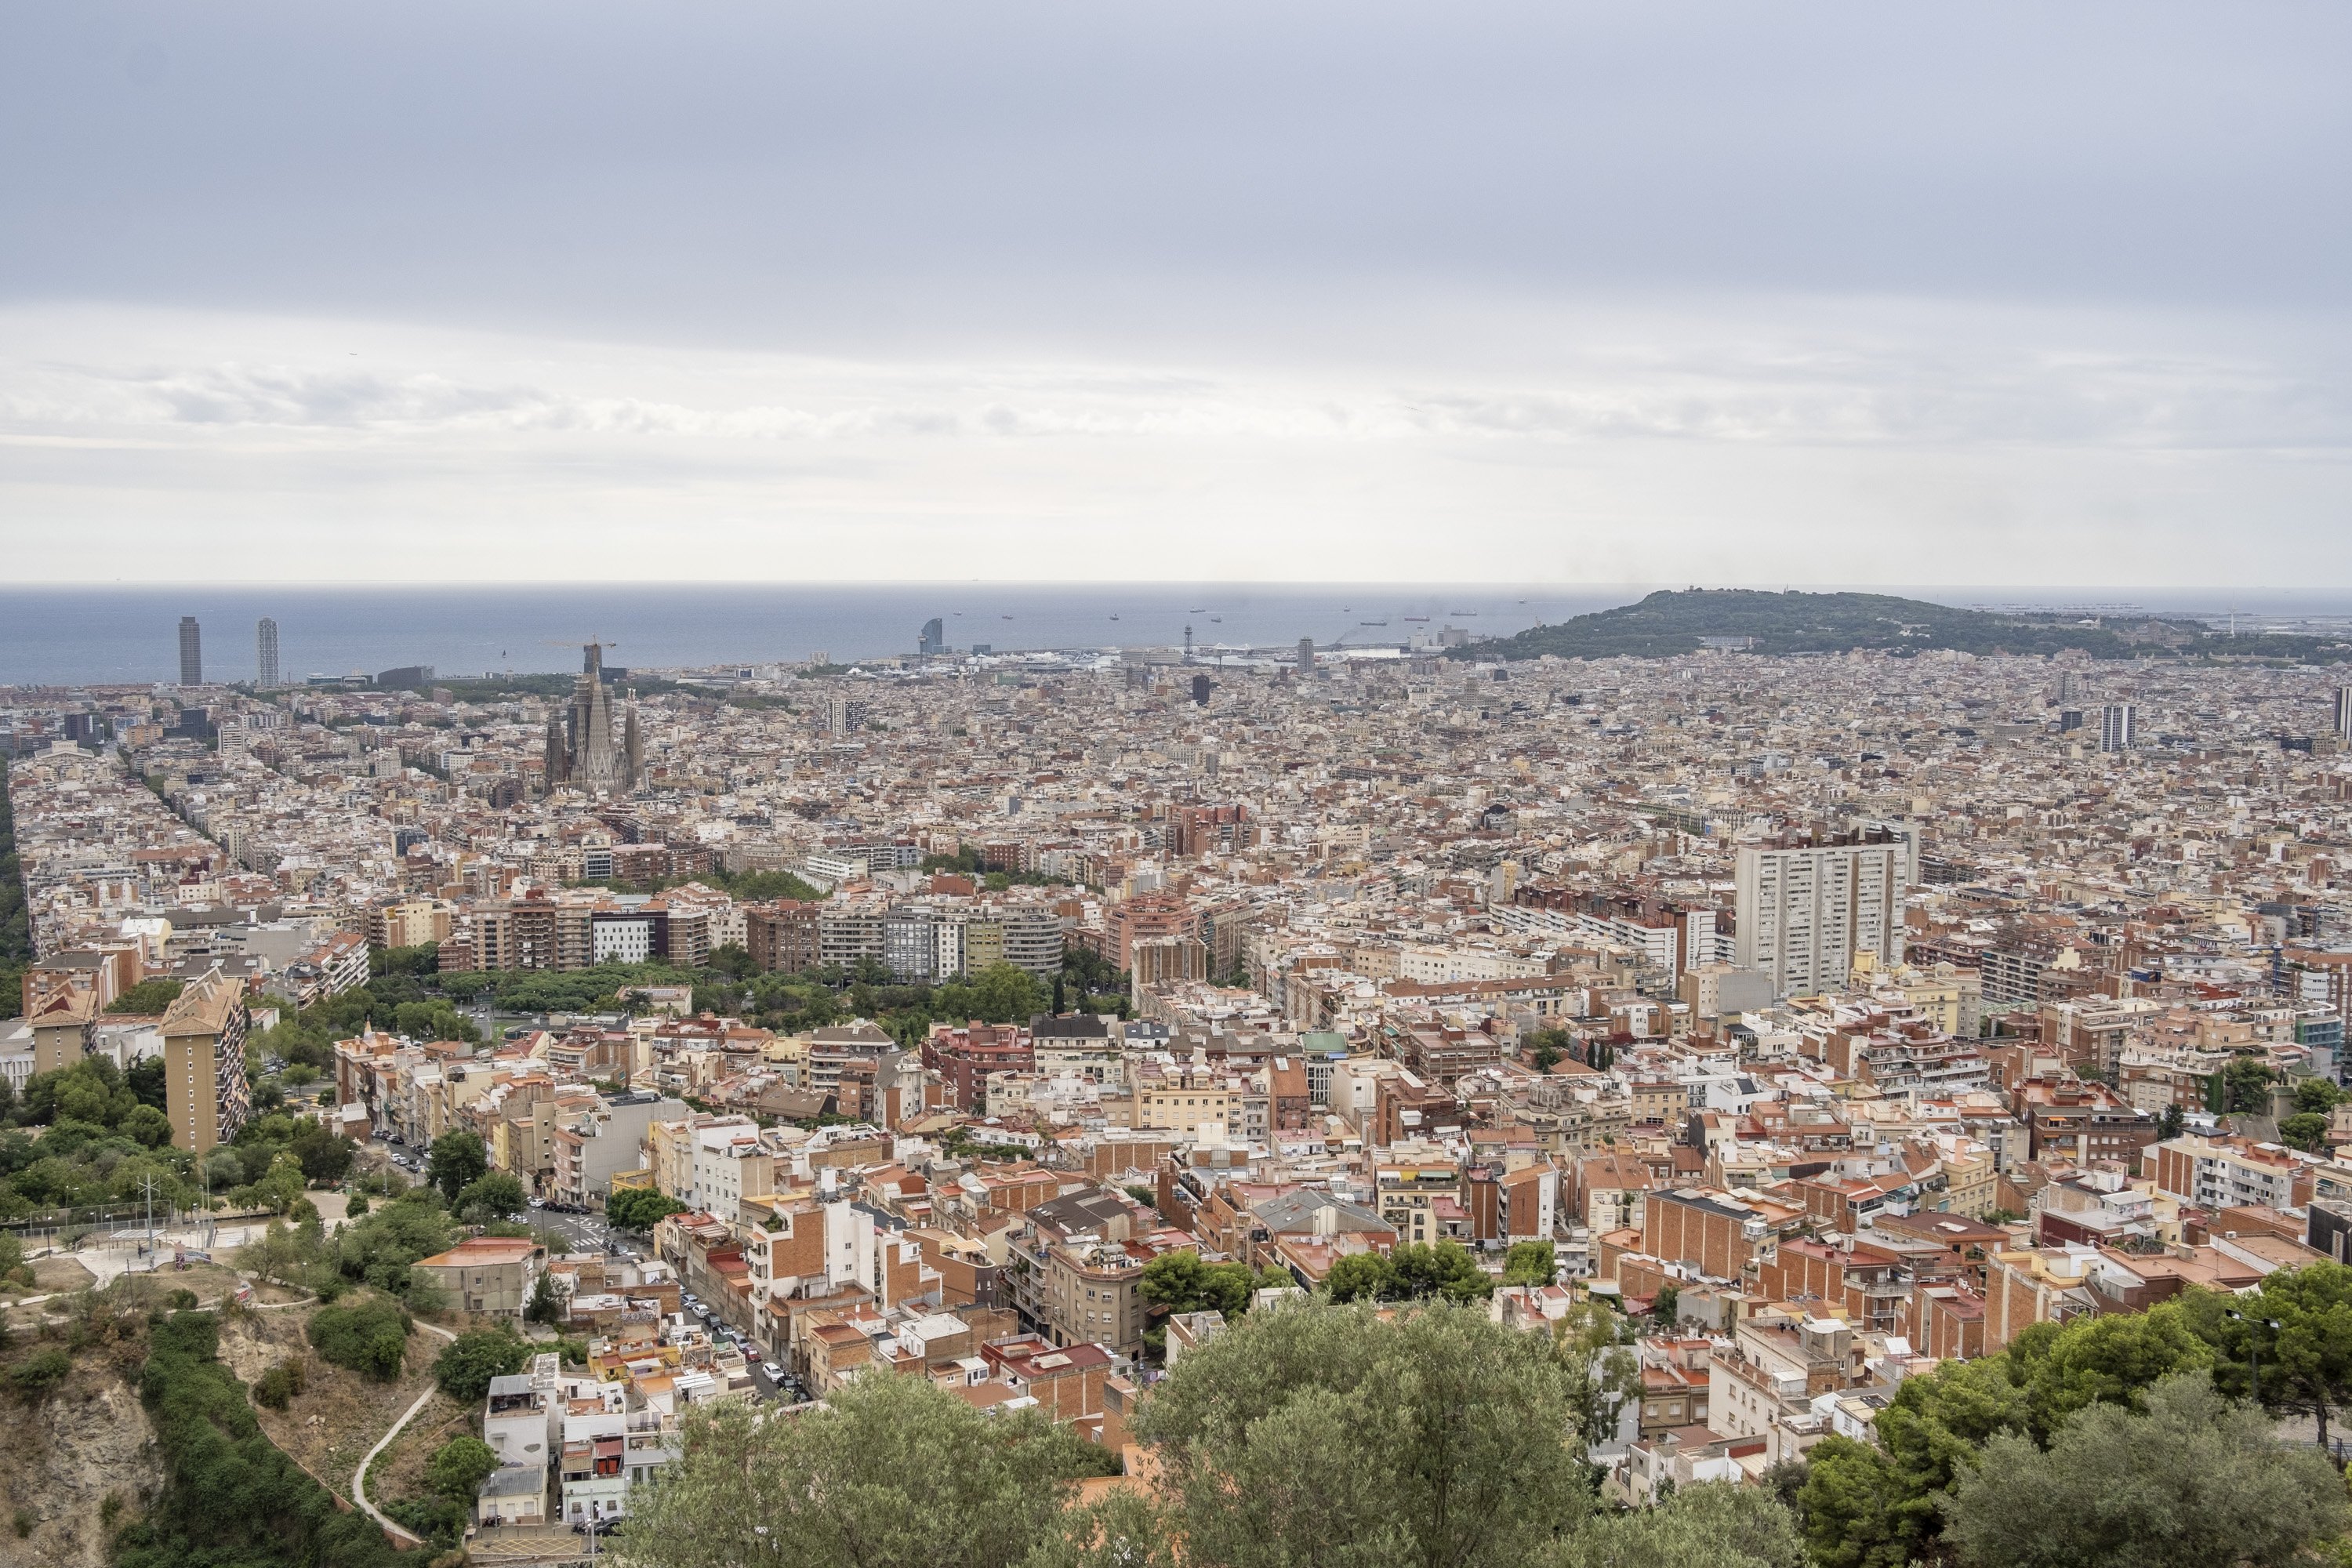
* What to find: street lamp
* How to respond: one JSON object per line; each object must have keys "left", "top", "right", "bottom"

{"left": 2226, "top": 1310, "right": 2282, "bottom": 1403}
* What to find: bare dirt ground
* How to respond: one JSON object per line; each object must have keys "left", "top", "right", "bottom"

{"left": 216, "top": 1303, "right": 442, "bottom": 1502}
{"left": 371, "top": 1388, "right": 477, "bottom": 1505}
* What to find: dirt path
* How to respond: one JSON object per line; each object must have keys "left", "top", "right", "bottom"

{"left": 352, "top": 1316, "right": 459, "bottom": 1547}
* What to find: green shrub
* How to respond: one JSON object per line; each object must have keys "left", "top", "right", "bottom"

{"left": 307, "top": 1294, "right": 410, "bottom": 1381}
{"left": 115, "top": 1309, "right": 403, "bottom": 1568}
{"left": 252, "top": 1359, "right": 307, "bottom": 1410}
{"left": 383, "top": 1496, "right": 469, "bottom": 1550}
{"left": 433, "top": 1325, "right": 529, "bottom": 1403}
{"left": 426, "top": 1435, "right": 499, "bottom": 1502}
{"left": 6, "top": 1348, "right": 71, "bottom": 1401}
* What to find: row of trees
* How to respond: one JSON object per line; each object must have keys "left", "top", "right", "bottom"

{"left": 621, "top": 1302, "right": 1796, "bottom": 1568}
{"left": 619, "top": 1295, "right": 2352, "bottom": 1568}
{"left": 1793, "top": 1263, "right": 2352, "bottom": 1566}
{"left": 0, "top": 1054, "right": 354, "bottom": 1223}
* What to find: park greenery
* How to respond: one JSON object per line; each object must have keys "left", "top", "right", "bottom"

{"left": 0, "top": 1051, "right": 358, "bottom": 1227}
{"left": 1323, "top": 1239, "right": 1497, "bottom": 1304}
{"left": 238, "top": 1184, "right": 460, "bottom": 1303}
{"left": 118, "top": 1308, "right": 403, "bottom": 1568}
{"left": 1136, "top": 1248, "right": 1294, "bottom": 1356}
{"left": 434, "top": 1323, "right": 532, "bottom": 1402}
{"left": 107, "top": 978, "right": 186, "bottom": 1014}
{"left": 306, "top": 1291, "right": 412, "bottom": 1381}
{"left": 607, "top": 1185, "right": 687, "bottom": 1232}
{"left": 1465, "top": 587, "right": 2352, "bottom": 665}
{"left": 353, "top": 924, "right": 1129, "bottom": 1047}
{"left": 615, "top": 1283, "right": 2352, "bottom": 1568}
{"left": 1786, "top": 1273, "right": 2352, "bottom": 1567}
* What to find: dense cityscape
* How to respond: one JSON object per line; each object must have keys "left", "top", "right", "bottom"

{"left": 2, "top": 597, "right": 2351, "bottom": 1565}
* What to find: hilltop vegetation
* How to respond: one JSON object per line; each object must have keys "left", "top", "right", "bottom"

{"left": 1457, "top": 589, "right": 2352, "bottom": 663}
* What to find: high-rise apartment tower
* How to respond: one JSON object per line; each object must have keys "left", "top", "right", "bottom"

{"left": 2100, "top": 703, "right": 2137, "bottom": 753}
{"left": 177, "top": 616, "right": 202, "bottom": 685}
{"left": 1733, "top": 828, "right": 1915, "bottom": 999}
{"left": 256, "top": 617, "right": 280, "bottom": 687}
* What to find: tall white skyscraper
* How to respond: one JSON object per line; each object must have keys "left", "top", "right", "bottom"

{"left": 256, "top": 618, "right": 279, "bottom": 688}
{"left": 2334, "top": 684, "right": 2352, "bottom": 742}
{"left": 1734, "top": 829, "right": 1915, "bottom": 999}
{"left": 2100, "top": 702, "right": 2136, "bottom": 753}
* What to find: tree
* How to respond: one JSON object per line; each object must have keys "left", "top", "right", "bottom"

{"left": 1551, "top": 1299, "right": 1642, "bottom": 1450}
{"left": 425, "top": 1130, "right": 488, "bottom": 1205}
{"left": 2281, "top": 1112, "right": 2332, "bottom": 1152}
{"left": 1503, "top": 1240, "right": 1556, "bottom": 1287}
{"left": 1388, "top": 1241, "right": 1494, "bottom": 1302}
{"left": 326, "top": 1190, "right": 460, "bottom": 1298}
{"left": 1526, "top": 1028, "right": 1570, "bottom": 1073}
{"left": 2186, "top": 1261, "right": 2352, "bottom": 1449}
{"left": 426, "top": 1436, "right": 499, "bottom": 1504}
{"left": 256, "top": 1151, "right": 310, "bottom": 1215}
{"left": 1139, "top": 1250, "right": 1256, "bottom": 1320}
{"left": 2296, "top": 1077, "right": 2344, "bottom": 1116}
{"left": 524, "top": 1269, "right": 564, "bottom": 1327}
{"left": 289, "top": 1123, "right": 356, "bottom": 1184}
{"left": 434, "top": 1325, "right": 531, "bottom": 1403}
{"left": 1651, "top": 1283, "right": 1680, "bottom": 1325}
{"left": 708, "top": 943, "right": 757, "bottom": 981}
{"left": 1555, "top": 1483, "right": 1806, "bottom": 1568}
{"left": 454, "top": 1171, "right": 526, "bottom": 1222}
{"left": 607, "top": 1186, "right": 687, "bottom": 1231}
{"left": 238, "top": 1218, "right": 318, "bottom": 1289}
{"left": 125, "top": 1055, "right": 167, "bottom": 1111}
{"left": 1324, "top": 1250, "right": 1397, "bottom": 1304}
{"left": 1947, "top": 1374, "right": 2345, "bottom": 1568}
{"left": 307, "top": 1293, "right": 410, "bottom": 1381}
{"left": 1134, "top": 1301, "right": 1589, "bottom": 1568}
{"left": 2156, "top": 1102, "right": 2185, "bottom": 1140}
{"left": 2224, "top": 1057, "right": 2275, "bottom": 1115}
{"left": 107, "top": 978, "right": 184, "bottom": 1014}
{"left": 1796, "top": 1353, "right": 2031, "bottom": 1568}
{"left": 2007, "top": 1299, "right": 2213, "bottom": 1443}
{"left": 620, "top": 1370, "right": 1109, "bottom": 1568}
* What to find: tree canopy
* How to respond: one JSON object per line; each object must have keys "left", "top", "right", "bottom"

{"left": 621, "top": 1367, "right": 1111, "bottom": 1568}
{"left": 1134, "top": 1301, "right": 1589, "bottom": 1568}
{"left": 1946, "top": 1374, "right": 2346, "bottom": 1568}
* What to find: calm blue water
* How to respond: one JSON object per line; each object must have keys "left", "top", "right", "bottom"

{"left": 1, "top": 584, "right": 2347, "bottom": 687}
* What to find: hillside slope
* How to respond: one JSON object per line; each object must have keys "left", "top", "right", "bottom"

{"left": 1456, "top": 589, "right": 2352, "bottom": 663}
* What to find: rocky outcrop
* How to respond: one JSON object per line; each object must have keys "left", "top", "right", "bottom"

{"left": 0, "top": 1359, "right": 168, "bottom": 1568}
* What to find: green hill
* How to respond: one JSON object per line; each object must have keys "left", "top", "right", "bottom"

{"left": 1454, "top": 589, "right": 2352, "bottom": 663}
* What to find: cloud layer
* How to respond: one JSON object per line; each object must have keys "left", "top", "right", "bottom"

{"left": 0, "top": 3, "right": 2347, "bottom": 583}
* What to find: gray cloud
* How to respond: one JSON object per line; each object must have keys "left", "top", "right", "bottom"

{"left": 0, "top": 3, "right": 2346, "bottom": 582}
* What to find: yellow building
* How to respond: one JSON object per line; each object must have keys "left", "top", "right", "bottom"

{"left": 160, "top": 968, "right": 251, "bottom": 1153}
{"left": 27, "top": 990, "right": 97, "bottom": 1074}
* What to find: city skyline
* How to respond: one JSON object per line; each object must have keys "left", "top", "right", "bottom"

{"left": 3, "top": 4, "right": 2348, "bottom": 585}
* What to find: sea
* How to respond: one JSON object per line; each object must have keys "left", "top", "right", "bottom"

{"left": 2, "top": 583, "right": 2349, "bottom": 688}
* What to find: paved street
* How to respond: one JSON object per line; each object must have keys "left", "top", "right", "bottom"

{"left": 537, "top": 1207, "right": 621, "bottom": 1254}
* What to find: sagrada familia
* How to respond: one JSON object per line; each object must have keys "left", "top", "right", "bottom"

{"left": 543, "top": 642, "right": 643, "bottom": 795}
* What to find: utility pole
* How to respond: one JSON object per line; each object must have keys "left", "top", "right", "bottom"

{"left": 137, "top": 1172, "right": 160, "bottom": 1267}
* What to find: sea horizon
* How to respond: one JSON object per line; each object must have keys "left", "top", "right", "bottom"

{"left": 5, "top": 582, "right": 2351, "bottom": 688}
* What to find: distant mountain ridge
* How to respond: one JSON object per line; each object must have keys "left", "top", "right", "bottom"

{"left": 1454, "top": 588, "right": 2352, "bottom": 663}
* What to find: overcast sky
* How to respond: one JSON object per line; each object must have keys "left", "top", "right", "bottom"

{"left": 3, "top": 2, "right": 2347, "bottom": 586}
